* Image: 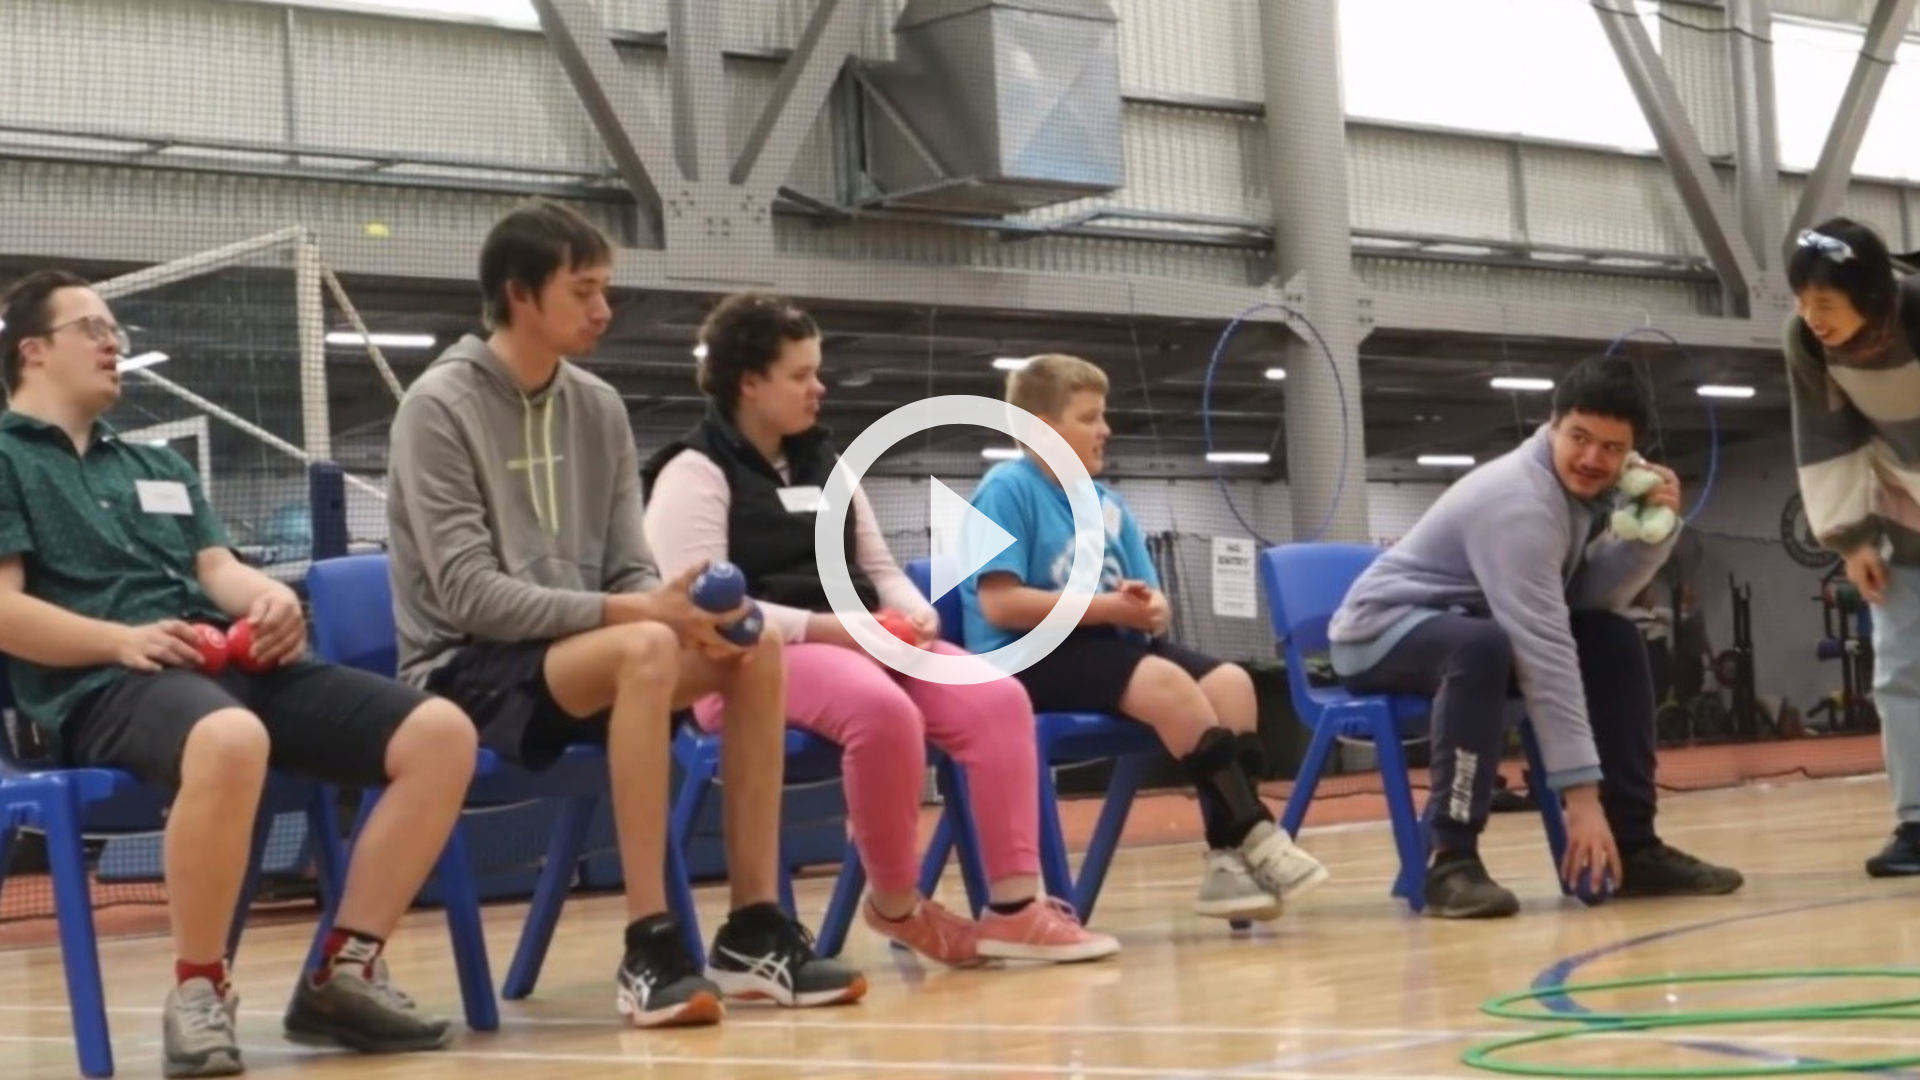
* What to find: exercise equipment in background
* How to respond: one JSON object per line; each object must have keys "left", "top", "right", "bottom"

{"left": 1811, "top": 568, "right": 1879, "bottom": 734}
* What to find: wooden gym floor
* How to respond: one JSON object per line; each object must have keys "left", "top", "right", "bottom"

{"left": 2, "top": 772, "right": 1915, "bottom": 1078}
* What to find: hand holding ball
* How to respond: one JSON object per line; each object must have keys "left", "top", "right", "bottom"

{"left": 225, "top": 618, "right": 274, "bottom": 673}
{"left": 1609, "top": 456, "right": 1679, "bottom": 544}
{"left": 190, "top": 619, "right": 278, "bottom": 675}
{"left": 689, "top": 562, "right": 763, "bottom": 646}
{"left": 875, "top": 608, "right": 918, "bottom": 646}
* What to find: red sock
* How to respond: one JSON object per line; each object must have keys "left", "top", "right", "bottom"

{"left": 176, "top": 958, "right": 228, "bottom": 996}
{"left": 312, "top": 928, "right": 384, "bottom": 985}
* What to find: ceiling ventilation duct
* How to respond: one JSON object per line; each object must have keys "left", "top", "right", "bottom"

{"left": 853, "top": 0, "right": 1124, "bottom": 216}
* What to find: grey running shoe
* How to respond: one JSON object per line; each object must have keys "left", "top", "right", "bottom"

{"left": 617, "top": 915, "right": 725, "bottom": 1027}
{"left": 1238, "top": 821, "right": 1330, "bottom": 905}
{"left": 1192, "top": 849, "right": 1282, "bottom": 921}
{"left": 162, "top": 978, "right": 241, "bottom": 1078}
{"left": 283, "top": 960, "right": 453, "bottom": 1054}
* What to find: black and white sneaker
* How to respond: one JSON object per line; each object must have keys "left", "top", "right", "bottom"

{"left": 617, "top": 914, "right": 724, "bottom": 1028}
{"left": 705, "top": 903, "right": 867, "bottom": 1008}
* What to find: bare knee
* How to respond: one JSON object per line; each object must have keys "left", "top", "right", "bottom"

{"left": 386, "top": 698, "right": 478, "bottom": 783}
{"left": 180, "top": 709, "right": 269, "bottom": 791}
{"left": 1122, "top": 656, "right": 1214, "bottom": 728}
{"left": 616, "top": 621, "right": 681, "bottom": 682}
{"left": 1200, "top": 662, "right": 1256, "bottom": 730}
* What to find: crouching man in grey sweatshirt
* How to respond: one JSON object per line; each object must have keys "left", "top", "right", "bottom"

{"left": 1328, "top": 356, "right": 1743, "bottom": 917}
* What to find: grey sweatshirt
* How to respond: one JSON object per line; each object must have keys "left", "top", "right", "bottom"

{"left": 386, "top": 334, "right": 660, "bottom": 687}
{"left": 1326, "top": 424, "right": 1677, "bottom": 789}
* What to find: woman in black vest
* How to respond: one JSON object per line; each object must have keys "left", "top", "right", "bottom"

{"left": 642, "top": 293, "right": 1119, "bottom": 966}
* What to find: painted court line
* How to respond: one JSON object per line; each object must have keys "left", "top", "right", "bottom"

{"left": 225, "top": 1043, "right": 1470, "bottom": 1079}
{"left": 0, "top": 1005, "right": 1917, "bottom": 1048}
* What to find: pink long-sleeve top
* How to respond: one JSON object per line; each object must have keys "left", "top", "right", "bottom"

{"left": 641, "top": 448, "right": 935, "bottom": 643}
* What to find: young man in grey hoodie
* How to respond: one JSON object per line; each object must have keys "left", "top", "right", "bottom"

{"left": 386, "top": 201, "right": 866, "bottom": 1027}
{"left": 1328, "top": 356, "right": 1743, "bottom": 917}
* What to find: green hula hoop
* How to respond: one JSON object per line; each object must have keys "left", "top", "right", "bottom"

{"left": 1481, "top": 969, "right": 1920, "bottom": 1024}
{"left": 1462, "top": 1007, "right": 1920, "bottom": 1078}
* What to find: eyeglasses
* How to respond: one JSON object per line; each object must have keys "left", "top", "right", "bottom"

{"left": 1796, "top": 230, "right": 1855, "bottom": 264}
{"left": 45, "top": 316, "right": 132, "bottom": 356}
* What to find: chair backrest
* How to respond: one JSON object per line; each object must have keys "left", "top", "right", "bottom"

{"left": 305, "top": 553, "right": 399, "bottom": 677}
{"left": 1257, "top": 542, "right": 1382, "bottom": 657}
{"left": 903, "top": 556, "right": 966, "bottom": 648}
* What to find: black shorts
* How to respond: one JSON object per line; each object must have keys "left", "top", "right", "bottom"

{"left": 1014, "top": 629, "right": 1226, "bottom": 716}
{"left": 62, "top": 662, "right": 431, "bottom": 790}
{"left": 424, "top": 641, "right": 607, "bottom": 770}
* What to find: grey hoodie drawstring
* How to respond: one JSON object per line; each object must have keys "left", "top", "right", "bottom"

{"left": 520, "top": 394, "right": 560, "bottom": 535}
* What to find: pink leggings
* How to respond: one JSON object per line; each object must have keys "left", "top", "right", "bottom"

{"left": 693, "top": 640, "right": 1040, "bottom": 894}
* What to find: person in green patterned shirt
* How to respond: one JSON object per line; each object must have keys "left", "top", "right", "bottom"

{"left": 0, "top": 270, "right": 473, "bottom": 1077}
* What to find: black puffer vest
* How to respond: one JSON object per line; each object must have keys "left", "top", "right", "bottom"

{"left": 641, "top": 405, "right": 879, "bottom": 613}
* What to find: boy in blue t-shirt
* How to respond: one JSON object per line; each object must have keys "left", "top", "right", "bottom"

{"left": 961, "top": 354, "right": 1328, "bottom": 921}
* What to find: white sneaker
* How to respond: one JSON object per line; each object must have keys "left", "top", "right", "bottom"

{"left": 1192, "top": 849, "right": 1283, "bottom": 921}
{"left": 1238, "top": 821, "right": 1329, "bottom": 905}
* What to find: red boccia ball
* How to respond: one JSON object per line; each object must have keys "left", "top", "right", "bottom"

{"left": 875, "top": 608, "right": 918, "bottom": 646}
{"left": 226, "top": 619, "right": 273, "bottom": 673}
{"left": 191, "top": 623, "right": 228, "bottom": 675}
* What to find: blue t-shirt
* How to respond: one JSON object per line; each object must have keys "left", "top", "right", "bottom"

{"left": 959, "top": 457, "right": 1158, "bottom": 653}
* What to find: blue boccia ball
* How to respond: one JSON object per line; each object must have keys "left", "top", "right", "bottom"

{"left": 690, "top": 562, "right": 747, "bottom": 612}
{"left": 719, "top": 600, "right": 764, "bottom": 646}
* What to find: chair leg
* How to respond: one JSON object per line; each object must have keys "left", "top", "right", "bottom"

{"left": 226, "top": 806, "right": 278, "bottom": 963}
{"left": 1280, "top": 718, "right": 1342, "bottom": 837}
{"left": 776, "top": 838, "right": 799, "bottom": 917}
{"left": 0, "top": 824, "right": 16, "bottom": 911}
{"left": 668, "top": 751, "right": 716, "bottom": 964}
{"left": 305, "top": 788, "right": 347, "bottom": 916}
{"left": 937, "top": 758, "right": 989, "bottom": 917}
{"left": 664, "top": 825, "right": 704, "bottom": 968}
{"left": 503, "top": 794, "right": 598, "bottom": 1000}
{"left": 304, "top": 791, "right": 379, "bottom": 976}
{"left": 1035, "top": 762, "right": 1076, "bottom": 909}
{"left": 1521, "top": 723, "right": 1589, "bottom": 901}
{"left": 1370, "top": 717, "right": 1426, "bottom": 913}
{"left": 45, "top": 782, "right": 113, "bottom": 1078}
{"left": 914, "top": 812, "right": 955, "bottom": 904}
{"left": 815, "top": 834, "right": 867, "bottom": 958}
{"left": 1070, "top": 753, "right": 1145, "bottom": 926}
{"left": 1401, "top": 800, "right": 1436, "bottom": 904}
{"left": 435, "top": 822, "right": 499, "bottom": 1032}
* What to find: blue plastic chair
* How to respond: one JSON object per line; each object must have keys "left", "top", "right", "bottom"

{"left": 1257, "top": 542, "right": 1572, "bottom": 911}
{"left": 304, "top": 554, "right": 702, "bottom": 1010}
{"left": 903, "top": 557, "right": 1162, "bottom": 924}
{"left": 0, "top": 672, "right": 346, "bottom": 1078}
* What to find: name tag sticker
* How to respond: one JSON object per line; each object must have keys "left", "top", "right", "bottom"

{"left": 777, "top": 485, "right": 823, "bottom": 514}
{"left": 135, "top": 480, "right": 192, "bottom": 516}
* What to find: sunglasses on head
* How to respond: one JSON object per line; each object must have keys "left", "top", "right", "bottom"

{"left": 1797, "top": 230, "right": 1856, "bottom": 264}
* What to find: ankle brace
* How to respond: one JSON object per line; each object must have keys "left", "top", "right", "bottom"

{"left": 1181, "top": 727, "right": 1270, "bottom": 847}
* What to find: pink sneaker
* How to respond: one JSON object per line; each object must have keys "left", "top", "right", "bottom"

{"left": 976, "top": 898, "right": 1120, "bottom": 963}
{"left": 861, "top": 896, "right": 983, "bottom": 967}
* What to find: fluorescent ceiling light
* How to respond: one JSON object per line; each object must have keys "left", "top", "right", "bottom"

{"left": 1490, "top": 376, "right": 1553, "bottom": 392}
{"left": 1418, "top": 454, "right": 1475, "bottom": 467}
{"left": 325, "top": 331, "right": 436, "bottom": 349}
{"left": 992, "top": 356, "right": 1030, "bottom": 372}
{"left": 1697, "top": 384, "right": 1754, "bottom": 399}
{"left": 980, "top": 447, "right": 1022, "bottom": 461}
{"left": 116, "top": 351, "right": 169, "bottom": 373}
{"left": 1264, "top": 367, "right": 1286, "bottom": 381}
{"left": 1206, "top": 451, "right": 1270, "bottom": 465}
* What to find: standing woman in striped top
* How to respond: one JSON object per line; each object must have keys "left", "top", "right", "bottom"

{"left": 1785, "top": 216, "right": 1920, "bottom": 877}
